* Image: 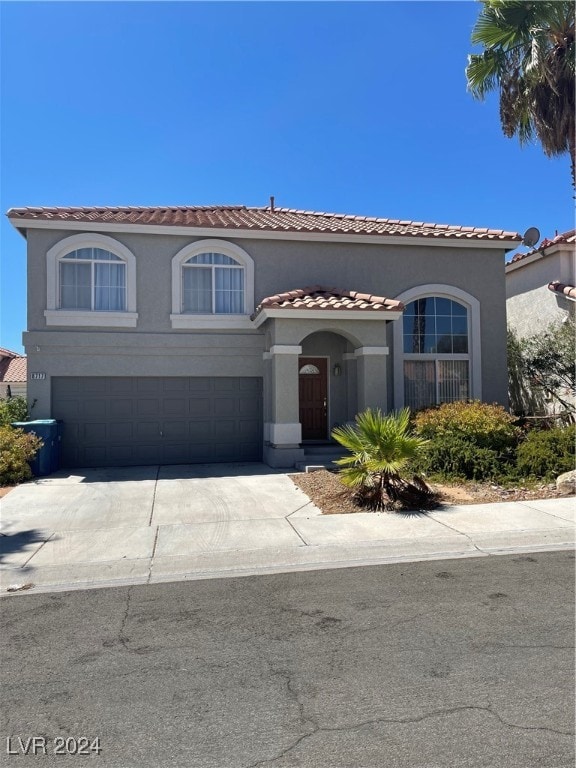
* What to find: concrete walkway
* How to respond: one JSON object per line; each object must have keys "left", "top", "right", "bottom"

{"left": 0, "top": 463, "right": 574, "bottom": 595}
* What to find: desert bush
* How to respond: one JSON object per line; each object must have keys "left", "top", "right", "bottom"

{"left": 516, "top": 425, "right": 575, "bottom": 480}
{"left": 0, "top": 396, "right": 29, "bottom": 427}
{"left": 411, "top": 433, "right": 513, "bottom": 481}
{"left": 332, "top": 408, "right": 436, "bottom": 510}
{"left": 0, "top": 426, "right": 43, "bottom": 485}
{"left": 413, "top": 400, "right": 519, "bottom": 451}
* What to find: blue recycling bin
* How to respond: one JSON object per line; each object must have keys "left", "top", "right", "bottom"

{"left": 11, "top": 419, "right": 62, "bottom": 477}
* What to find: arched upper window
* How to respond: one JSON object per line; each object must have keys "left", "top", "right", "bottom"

{"left": 60, "top": 248, "right": 126, "bottom": 311}
{"left": 45, "top": 234, "right": 138, "bottom": 327}
{"left": 182, "top": 252, "right": 244, "bottom": 314}
{"left": 171, "top": 239, "right": 254, "bottom": 329}
{"left": 393, "top": 285, "right": 481, "bottom": 411}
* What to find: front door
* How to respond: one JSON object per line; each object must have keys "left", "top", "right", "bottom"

{"left": 299, "top": 357, "right": 328, "bottom": 440}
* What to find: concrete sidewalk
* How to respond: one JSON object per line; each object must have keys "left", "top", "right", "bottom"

{"left": 0, "top": 463, "right": 574, "bottom": 595}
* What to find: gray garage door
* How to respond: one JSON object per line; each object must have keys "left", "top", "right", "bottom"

{"left": 52, "top": 377, "right": 263, "bottom": 468}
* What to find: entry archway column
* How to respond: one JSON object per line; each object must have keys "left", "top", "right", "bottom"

{"left": 355, "top": 346, "right": 389, "bottom": 412}
{"left": 262, "top": 344, "right": 305, "bottom": 468}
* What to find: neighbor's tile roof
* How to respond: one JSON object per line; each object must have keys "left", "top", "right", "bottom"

{"left": 252, "top": 286, "right": 403, "bottom": 319}
{"left": 548, "top": 281, "right": 576, "bottom": 300}
{"left": 509, "top": 229, "right": 576, "bottom": 264}
{"left": 0, "top": 347, "right": 18, "bottom": 358}
{"left": 0, "top": 355, "right": 26, "bottom": 383}
{"left": 7, "top": 205, "right": 521, "bottom": 242}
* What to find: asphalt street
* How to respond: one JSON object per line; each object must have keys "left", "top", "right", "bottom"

{"left": 1, "top": 551, "right": 574, "bottom": 768}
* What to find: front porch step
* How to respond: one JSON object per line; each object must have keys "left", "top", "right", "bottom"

{"left": 294, "top": 446, "right": 347, "bottom": 472}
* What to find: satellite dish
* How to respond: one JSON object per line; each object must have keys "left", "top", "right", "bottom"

{"left": 522, "top": 227, "right": 540, "bottom": 248}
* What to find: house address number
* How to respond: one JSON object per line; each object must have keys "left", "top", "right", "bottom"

{"left": 30, "top": 372, "right": 46, "bottom": 380}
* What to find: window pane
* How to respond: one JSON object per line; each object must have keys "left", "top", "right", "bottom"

{"left": 422, "top": 333, "right": 437, "bottom": 353}
{"left": 93, "top": 248, "right": 121, "bottom": 261}
{"left": 215, "top": 267, "right": 244, "bottom": 314}
{"left": 436, "top": 335, "right": 453, "bottom": 353}
{"left": 435, "top": 297, "right": 453, "bottom": 315}
{"left": 451, "top": 302, "right": 467, "bottom": 317}
{"left": 186, "top": 252, "right": 238, "bottom": 266}
{"left": 94, "top": 263, "right": 126, "bottom": 310}
{"left": 417, "top": 297, "right": 434, "bottom": 316}
{"left": 183, "top": 267, "right": 212, "bottom": 312}
{"left": 438, "top": 360, "right": 469, "bottom": 403}
{"left": 60, "top": 262, "right": 91, "bottom": 309}
{"left": 404, "top": 360, "right": 436, "bottom": 411}
{"left": 451, "top": 315, "right": 468, "bottom": 334}
{"left": 435, "top": 316, "right": 452, "bottom": 335}
{"left": 452, "top": 335, "right": 468, "bottom": 353}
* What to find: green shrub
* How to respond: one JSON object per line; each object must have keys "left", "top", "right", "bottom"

{"left": 411, "top": 433, "right": 511, "bottom": 481}
{"left": 0, "top": 426, "right": 43, "bottom": 486}
{"left": 413, "top": 400, "right": 518, "bottom": 451}
{"left": 516, "top": 426, "right": 575, "bottom": 480}
{"left": 0, "top": 396, "right": 29, "bottom": 426}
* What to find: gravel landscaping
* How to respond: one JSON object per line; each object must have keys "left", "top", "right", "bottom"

{"left": 289, "top": 469, "right": 569, "bottom": 515}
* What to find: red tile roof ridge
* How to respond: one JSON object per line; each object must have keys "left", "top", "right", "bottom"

{"left": 0, "top": 347, "right": 22, "bottom": 358}
{"left": 252, "top": 286, "right": 404, "bottom": 319}
{"left": 509, "top": 229, "right": 576, "bottom": 263}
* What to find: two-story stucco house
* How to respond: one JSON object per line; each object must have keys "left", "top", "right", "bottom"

{"left": 7, "top": 204, "right": 520, "bottom": 469}
{"left": 506, "top": 229, "right": 576, "bottom": 338}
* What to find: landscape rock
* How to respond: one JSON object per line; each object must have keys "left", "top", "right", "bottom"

{"left": 556, "top": 470, "right": 576, "bottom": 496}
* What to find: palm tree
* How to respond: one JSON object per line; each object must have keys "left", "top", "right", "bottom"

{"left": 466, "top": 1, "right": 575, "bottom": 188}
{"left": 331, "top": 408, "right": 434, "bottom": 511}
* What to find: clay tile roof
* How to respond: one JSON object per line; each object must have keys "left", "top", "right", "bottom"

{"left": 509, "top": 229, "right": 576, "bottom": 264}
{"left": 0, "top": 353, "right": 26, "bottom": 383}
{"left": 548, "top": 281, "right": 576, "bottom": 300}
{"left": 252, "top": 286, "right": 404, "bottom": 319}
{"left": 6, "top": 205, "right": 521, "bottom": 243}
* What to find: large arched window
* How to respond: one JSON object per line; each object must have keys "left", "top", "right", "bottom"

{"left": 45, "top": 234, "right": 138, "bottom": 327}
{"left": 393, "top": 285, "right": 481, "bottom": 410}
{"left": 171, "top": 239, "right": 254, "bottom": 329}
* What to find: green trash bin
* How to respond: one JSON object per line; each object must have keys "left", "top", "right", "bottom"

{"left": 11, "top": 420, "right": 61, "bottom": 477}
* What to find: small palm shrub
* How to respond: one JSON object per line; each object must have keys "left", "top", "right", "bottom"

{"left": 516, "top": 425, "right": 575, "bottom": 481}
{"left": 0, "top": 396, "right": 29, "bottom": 427}
{"left": 0, "top": 426, "right": 43, "bottom": 486}
{"left": 332, "top": 408, "right": 435, "bottom": 510}
{"left": 411, "top": 401, "right": 519, "bottom": 481}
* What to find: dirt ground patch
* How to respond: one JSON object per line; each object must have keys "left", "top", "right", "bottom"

{"left": 0, "top": 486, "right": 14, "bottom": 499}
{"left": 289, "top": 469, "right": 567, "bottom": 515}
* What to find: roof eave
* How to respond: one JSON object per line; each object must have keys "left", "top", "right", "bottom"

{"left": 252, "top": 308, "right": 404, "bottom": 328}
{"left": 6, "top": 215, "right": 521, "bottom": 249}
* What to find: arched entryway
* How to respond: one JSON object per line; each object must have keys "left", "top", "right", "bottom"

{"left": 299, "top": 331, "right": 355, "bottom": 441}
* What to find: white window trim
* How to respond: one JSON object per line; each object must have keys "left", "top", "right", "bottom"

{"left": 393, "top": 284, "right": 481, "bottom": 408}
{"left": 45, "top": 233, "right": 138, "bottom": 327}
{"left": 171, "top": 239, "right": 254, "bottom": 329}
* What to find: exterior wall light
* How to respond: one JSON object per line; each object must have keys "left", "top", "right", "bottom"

{"left": 333, "top": 363, "right": 342, "bottom": 377}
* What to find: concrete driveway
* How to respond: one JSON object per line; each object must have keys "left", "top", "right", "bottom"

{"left": 0, "top": 463, "right": 574, "bottom": 595}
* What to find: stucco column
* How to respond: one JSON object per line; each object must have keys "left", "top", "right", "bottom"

{"left": 262, "top": 345, "right": 305, "bottom": 468}
{"left": 355, "top": 346, "right": 388, "bottom": 412}
{"left": 343, "top": 352, "right": 358, "bottom": 422}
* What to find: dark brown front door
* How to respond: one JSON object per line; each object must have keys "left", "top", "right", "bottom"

{"left": 299, "top": 357, "right": 328, "bottom": 440}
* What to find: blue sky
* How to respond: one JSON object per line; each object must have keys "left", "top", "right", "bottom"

{"left": 1, "top": 1, "right": 574, "bottom": 354}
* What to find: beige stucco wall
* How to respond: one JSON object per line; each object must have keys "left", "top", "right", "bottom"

{"left": 23, "top": 227, "right": 511, "bottom": 418}
{"left": 506, "top": 250, "right": 575, "bottom": 338}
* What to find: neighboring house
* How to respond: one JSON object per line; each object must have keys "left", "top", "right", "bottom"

{"left": 506, "top": 229, "right": 576, "bottom": 338}
{"left": 7, "top": 205, "right": 520, "bottom": 469}
{"left": 0, "top": 347, "right": 27, "bottom": 400}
